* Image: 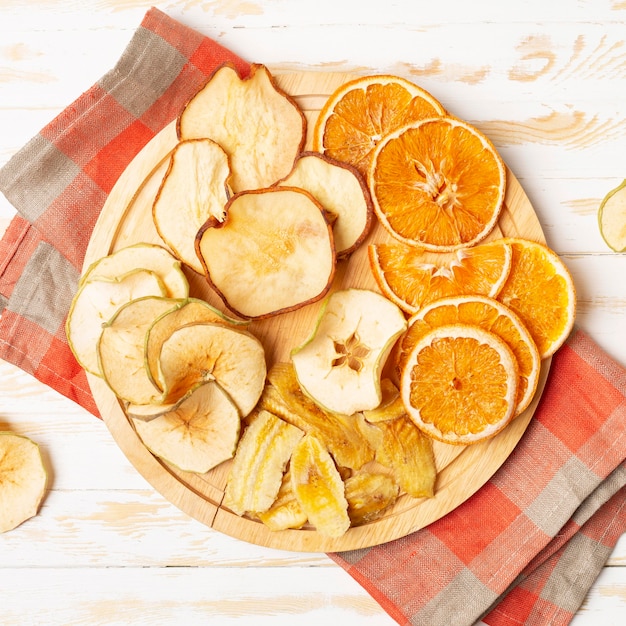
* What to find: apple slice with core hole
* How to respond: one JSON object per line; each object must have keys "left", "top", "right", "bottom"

{"left": 291, "top": 288, "right": 408, "bottom": 415}
{"left": 196, "top": 187, "right": 336, "bottom": 319}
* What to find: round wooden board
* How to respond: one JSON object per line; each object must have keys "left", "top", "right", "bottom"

{"left": 85, "top": 71, "right": 550, "bottom": 553}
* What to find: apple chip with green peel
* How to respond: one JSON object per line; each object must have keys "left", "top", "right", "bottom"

{"left": 598, "top": 178, "right": 626, "bottom": 252}
{"left": 291, "top": 288, "right": 408, "bottom": 415}
{"left": 196, "top": 187, "right": 336, "bottom": 319}
{"left": 157, "top": 322, "right": 267, "bottom": 417}
{"left": 144, "top": 297, "right": 246, "bottom": 393}
{"left": 0, "top": 432, "right": 47, "bottom": 533}
{"left": 97, "top": 296, "right": 182, "bottom": 405}
{"left": 276, "top": 152, "right": 374, "bottom": 258}
{"left": 153, "top": 138, "right": 232, "bottom": 274}
{"left": 131, "top": 381, "right": 241, "bottom": 474}
{"left": 79, "top": 242, "right": 189, "bottom": 299}
{"left": 177, "top": 63, "right": 306, "bottom": 193}
{"left": 66, "top": 269, "right": 168, "bottom": 376}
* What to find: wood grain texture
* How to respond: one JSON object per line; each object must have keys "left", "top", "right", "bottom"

{"left": 84, "top": 70, "right": 550, "bottom": 553}
{"left": 1, "top": 1, "right": 625, "bottom": 622}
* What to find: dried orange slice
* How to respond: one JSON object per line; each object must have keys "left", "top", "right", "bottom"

{"left": 497, "top": 238, "right": 576, "bottom": 359}
{"left": 369, "top": 116, "right": 506, "bottom": 250}
{"left": 397, "top": 295, "right": 541, "bottom": 416}
{"left": 312, "top": 74, "right": 445, "bottom": 179}
{"left": 400, "top": 324, "right": 519, "bottom": 445}
{"left": 369, "top": 239, "right": 511, "bottom": 314}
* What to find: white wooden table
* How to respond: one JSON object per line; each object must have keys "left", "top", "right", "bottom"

{"left": 1, "top": 1, "right": 624, "bottom": 624}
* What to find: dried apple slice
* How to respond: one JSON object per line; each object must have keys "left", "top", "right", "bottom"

{"left": 80, "top": 242, "right": 189, "bottom": 299}
{"left": 66, "top": 269, "right": 167, "bottom": 376}
{"left": 97, "top": 296, "right": 181, "bottom": 405}
{"left": 0, "top": 432, "right": 47, "bottom": 533}
{"left": 144, "top": 297, "right": 246, "bottom": 393}
{"left": 153, "top": 139, "right": 231, "bottom": 274}
{"left": 291, "top": 288, "right": 407, "bottom": 415}
{"left": 131, "top": 381, "right": 241, "bottom": 474}
{"left": 177, "top": 63, "right": 306, "bottom": 193}
{"left": 196, "top": 187, "right": 336, "bottom": 319}
{"left": 276, "top": 152, "right": 373, "bottom": 258}
{"left": 157, "top": 322, "right": 266, "bottom": 416}
{"left": 223, "top": 409, "right": 304, "bottom": 516}
{"left": 290, "top": 434, "right": 351, "bottom": 538}
{"left": 598, "top": 178, "right": 626, "bottom": 252}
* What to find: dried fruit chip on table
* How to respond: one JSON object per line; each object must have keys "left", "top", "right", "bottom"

{"left": 598, "top": 178, "right": 626, "bottom": 252}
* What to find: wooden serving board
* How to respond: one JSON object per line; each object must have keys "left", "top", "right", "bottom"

{"left": 84, "top": 71, "right": 550, "bottom": 553}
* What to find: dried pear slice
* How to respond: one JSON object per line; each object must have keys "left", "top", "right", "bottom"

{"left": 290, "top": 435, "right": 350, "bottom": 538}
{"left": 145, "top": 297, "right": 246, "bottom": 393}
{"left": 97, "top": 296, "right": 181, "bottom": 405}
{"left": 266, "top": 362, "right": 375, "bottom": 471}
{"left": 291, "top": 288, "right": 407, "bottom": 414}
{"left": 362, "top": 378, "right": 407, "bottom": 423}
{"left": 376, "top": 415, "right": 437, "bottom": 498}
{"left": 256, "top": 469, "right": 308, "bottom": 531}
{"left": 153, "top": 139, "right": 232, "bottom": 274}
{"left": 177, "top": 63, "right": 306, "bottom": 193}
{"left": 223, "top": 410, "right": 304, "bottom": 516}
{"left": 157, "top": 322, "right": 266, "bottom": 416}
{"left": 196, "top": 187, "right": 335, "bottom": 320}
{"left": 344, "top": 471, "right": 399, "bottom": 526}
{"left": 79, "top": 242, "right": 189, "bottom": 299}
{"left": 276, "top": 152, "right": 373, "bottom": 258}
{"left": 0, "top": 432, "right": 47, "bottom": 533}
{"left": 131, "top": 381, "right": 240, "bottom": 474}
{"left": 66, "top": 269, "right": 167, "bottom": 376}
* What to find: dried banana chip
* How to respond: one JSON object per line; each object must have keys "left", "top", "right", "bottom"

{"left": 256, "top": 470, "right": 308, "bottom": 532}
{"left": 344, "top": 470, "right": 399, "bottom": 526}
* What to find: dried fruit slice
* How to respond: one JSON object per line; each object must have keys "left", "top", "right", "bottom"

{"left": 312, "top": 74, "right": 445, "bottom": 179}
{"left": 369, "top": 116, "right": 506, "bottom": 250}
{"left": 265, "top": 362, "right": 375, "bottom": 471}
{"left": 157, "top": 322, "right": 266, "bottom": 416}
{"left": 153, "top": 138, "right": 231, "bottom": 274}
{"left": 256, "top": 470, "right": 308, "bottom": 531}
{"left": 177, "top": 63, "right": 306, "bottom": 193}
{"left": 400, "top": 324, "right": 519, "bottom": 445}
{"left": 291, "top": 288, "right": 407, "bottom": 415}
{"left": 196, "top": 187, "right": 335, "bottom": 319}
{"left": 0, "top": 432, "right": 47, "bottom": 533}
{"left": 497, "top": 238, "right": 576, "bottom": 359}
{"left": 376, "top": 415, "right": 437, "bottom": 498}
{"left": 66, "top": 269, "right": 167, "bottom": 376}
{"left": 223, "top": 409, "right": 304, "bottom": 516}
{"left": 80, "top": 242, "right": 189, "bottom": 299}
{"left": 98, "top": 296, "right": 181, "bottom": 405}
{"left": 290, "top": 435, "right": 350, "bottom": 538}
{"left": 397, "top": 295, "right": 541, "bottom": 416}
{"left": 369, "top": 239, "right": 512, "bottom": 315}
{"left": 344, "top": 471, "right": 399, "bottom": 526}
{"left": 598, "top": 179, "right": 626, "bottom": 252}
{"left": 131, "top": 381, "right": 240, "bottom": 474}
{"left": 144, "top": 297, "right": 245, "bottom": 393}
{"left": 276, "top": 152, "right": 373, "bottom": 258}
{"left": 362, "top": 378, "right": 406, "bottom": 423}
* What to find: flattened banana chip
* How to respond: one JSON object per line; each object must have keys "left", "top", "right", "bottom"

{"left": 290, "top": 435, "right": 350, "bottom": 538}
{"left": 362, "top": 378, "right": 406, "bottom": 423}
{"left": 256, "top": 470, "right": 308, "bottom": 531}
{"left": 267, "top": 362, "right": 374, "bottom": 470}
{"left": 344, "top": 471, "right": 399, "bottom": 526}
{"left": 224, "top": 410, "right": 303, "bottom": 516}
{"left": 376, "top": 415, "right": 437, "bottom": 498}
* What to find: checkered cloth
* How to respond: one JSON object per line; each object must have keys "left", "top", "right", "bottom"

{"left": 0, "top": 9, "right": 623, "bottom": 626}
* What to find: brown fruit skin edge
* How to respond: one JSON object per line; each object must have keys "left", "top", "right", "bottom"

{"left": 175, "top": 61, "right": 307, "bottom": 156}
{"left": 194, "top": 187, "right": 338, "bottom": 321}
{"left": 272, "top": 150, "right": 375, "bottom": 260}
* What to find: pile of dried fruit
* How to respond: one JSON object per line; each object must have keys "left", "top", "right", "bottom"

{"left": 65, "top": 65, "right": 577, "bottom": 540}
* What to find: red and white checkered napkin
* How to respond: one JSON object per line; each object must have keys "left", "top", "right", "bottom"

{"left": 0, "top": 9, "right": 623, "bottom": 625}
